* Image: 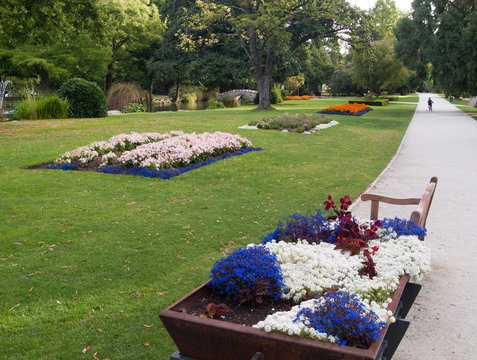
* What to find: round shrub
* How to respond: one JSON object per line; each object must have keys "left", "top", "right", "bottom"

{"left": 58, "top": 78, "right": 107, "bottom": 118}
{"left": 209, "top": 245, "right": 286, "bottom": 304}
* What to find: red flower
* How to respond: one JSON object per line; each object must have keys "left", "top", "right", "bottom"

{"left": 324, "top": 195, "right": 335, "bottom": 210}
{"left": 339, "top": 195, "right": 351, "bottom": 210}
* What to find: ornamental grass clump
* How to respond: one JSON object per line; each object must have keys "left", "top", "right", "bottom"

{"left": 294, "top": 291, "right": 386, "bottom": 347}
{"left": 209, "top": 245, "right": 286, "bottom": 306}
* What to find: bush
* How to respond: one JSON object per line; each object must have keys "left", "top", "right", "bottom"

{"left": 349, "top": 99, "right": 389, "bottom": 106}
{"left": 36, "top": 96, "right": 69, "bottom": 119}
{"left": 58, "top": 78, "right": 107, "bottom": 118}
{"left": 168, "top": 84, "right": 206, "bottom": 102}
{"left": 183, "top": 93, "right": 197, "bottom": 103}
{"left": 222, "top": 95, "right": 239, "bottom": 108}
{"left": 271, "top": 85, "right": 283, "bottom": 104}
{"left": 253, "top": 86, "right": 283, "bottom": 105}
{"left": 208, "top": 99, "right": 225, "bottom": 109}
{"left": 16, "top": 94, "right": 37, "bottom": 120}
{"left": 107, "top": 83, "right": 141, "bottom": 111}
{"left": 16, "top": 94, "right": 69, "bottom": 120}
{"left": 121, "top": 103, "right": 145, "bottom": 113}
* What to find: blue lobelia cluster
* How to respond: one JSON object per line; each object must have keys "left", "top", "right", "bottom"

{"left": 209, "top": 245, "right": 286, "bottom": 303}
{"left": 261, "top": 211, "right": 337, "bottom": 245}
{"left": 380, "top": 217, "right": 426, "bottom": 238}
{"left": 43, "top": 162, "right": 80, "bottom": 171}
{"left": 294, "top": 290, "right": 386, "bottom": 347}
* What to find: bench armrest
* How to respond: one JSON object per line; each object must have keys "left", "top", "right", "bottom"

{"left": 360, "top": 194, "right": 421, "bottom": 220}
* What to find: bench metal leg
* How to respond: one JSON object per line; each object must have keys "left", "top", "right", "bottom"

{"left": 396, "top": 282, "right": 421, "bottom": 319}
{"left": 170, "top": 351, "right": 197, "bottom": 360}
{"left": 376, "top": 319, "right": 410, "bottom": 360}
{"left": 170, "top": 351, "right": 263, "bottom": 360}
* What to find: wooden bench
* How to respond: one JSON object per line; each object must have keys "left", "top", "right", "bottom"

{"left": 361, "top": 177, "right": 438, "bottom": 238}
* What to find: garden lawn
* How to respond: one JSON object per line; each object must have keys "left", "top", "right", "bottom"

{"left": 458, "top": 105, "right": 477, "bottom": 120}
{"left": 390, "top": 93, "right": 419, "bottom": 103}
{"left": 0, "top": 99, "right": 416, "bottom": 359}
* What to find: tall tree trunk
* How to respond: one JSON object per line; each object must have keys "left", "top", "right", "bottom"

{"left": 146, "top": 77, "right": 153, "bottom": 112}
{"left": 255, "top": 74, "right": 272, "bottom": 111}
{"left": 106, "top": 62, "right": 114, "bottom": 92}
{"left": 173, "top": 81, "right": 181, "bottom": 102}
{"left": 40, "top": 68, "right": 50, "bottom": 95}
{"left": 240, "top": 30, "right": 274, "bottom": 111}
{"left": 0, "top": 80, "right": 10, "bottom": 109}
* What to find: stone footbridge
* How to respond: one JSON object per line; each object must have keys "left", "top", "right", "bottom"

{"left": 218, "top": 89, "right": 258, "bottom": 104}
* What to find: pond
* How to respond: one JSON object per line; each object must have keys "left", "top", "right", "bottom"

{"left": 152, "top": 101, "right": 209, "bottom": 112}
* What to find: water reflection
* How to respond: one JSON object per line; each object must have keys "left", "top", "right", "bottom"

{"left": 152, "top": 101, "right": 209, "bottom": 112}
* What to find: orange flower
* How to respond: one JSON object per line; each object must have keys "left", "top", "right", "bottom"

{"left": 322, "top": 103, "right": 370, "bottom": 115}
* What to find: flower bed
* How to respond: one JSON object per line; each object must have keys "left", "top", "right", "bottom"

{"left": 160, "top": 195, "right": 431, "bottom": 358}
{"left": 286, "top": 95, "right": 318, "bottom": 100}
{"left": 319, "top": 103, "right": 372, "bottom": 116}
{"left": 41, "top": 131, "right": 260, "bottom": 179}
{"left": 246, "top": 112, "right": 337, "bottom": 134}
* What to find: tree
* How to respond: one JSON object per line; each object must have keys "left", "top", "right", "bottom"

{"left": 394, "top": 1, "right": 435, "bottom": 91}
{"left": 430, "top": 0, "right": 477, "bottom": 96}
{"left": 351, "top": 38, "right": 409, "bottom": 94}
{"left": 176, "top": 0, "right": 364, "bottom": 110}
{"left": 95, "top": 0, "right": 163, "bottom": 91}
{"left": 369, "top": 0, "right": 402, "bottom": 39}
{"left": 395, "top": 0, "right": 476, "bottom": 96}
{"left": 284, "top": 74, "right": 305, "bottom": 95}
{"left": 0, "top": 0, "right": 108, "bottom": 93}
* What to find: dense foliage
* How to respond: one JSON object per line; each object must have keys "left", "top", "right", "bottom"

{"left": 57, "top": 78, "right": 107, "bottom": 118}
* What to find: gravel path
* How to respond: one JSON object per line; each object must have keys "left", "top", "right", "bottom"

{"left": 351, "top": 93, "right": 477, "bottom": 359}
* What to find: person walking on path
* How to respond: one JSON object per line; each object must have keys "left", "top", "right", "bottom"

{"left": 427, "top": 97, "right": 434, "bottom": 111}
{"left": 350, "top": 93, "right": 477, "bottom": 360}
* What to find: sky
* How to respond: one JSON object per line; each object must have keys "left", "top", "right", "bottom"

{"left": 346, "top": 0, "right": 413, "bottom": 12}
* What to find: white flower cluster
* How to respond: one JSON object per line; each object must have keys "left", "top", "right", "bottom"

{"left": 253, "top": 235, "right": 431, "bottom": 337}
{"left": 55, "top": 131, "right": 184, "bottom": 166}
{"left": 99, "top": 151, "right": 118, "bottom": 168}
{"left": 56, "top": 146, "right": 99, "bottom": 165}
{"left": 54, "top": 131, "right": 252, "bottom": 169}
{"left": 118, "top": 132, "right": 252, "bottom": 169}
{"left": 369, "top": 235, "right": 431, "bottom": 282}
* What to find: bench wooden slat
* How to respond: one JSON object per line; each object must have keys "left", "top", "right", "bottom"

{"left": 360, "top": 177, "right": 438, "bottom": 239}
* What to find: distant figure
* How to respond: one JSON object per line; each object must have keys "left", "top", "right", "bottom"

{"left": 427, "top": 97, "right": 434, "bottom": 111}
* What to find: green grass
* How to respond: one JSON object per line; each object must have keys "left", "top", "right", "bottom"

{"left": 458, "top": 105, "right": 477, "bottom": 120}
{"left": 390, "top": 93, "right": 419, "bottom": 103}
{"left": 0, "top": 99, "right": 416, "bottom": 359}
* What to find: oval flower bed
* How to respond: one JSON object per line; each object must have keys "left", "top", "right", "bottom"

{"left": 319, "top": 103, "right": 372, "bottom": 116}
{"left": 285, "top": 95, "right": 318, "bottom": 100}
{"left": 160, "top": 195, "right": 431, "bottom": 358}
{"left": 41, "top": 131, "right": 260, "bottom": 179}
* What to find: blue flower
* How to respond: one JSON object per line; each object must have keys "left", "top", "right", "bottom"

{"left": 209, "top": 245, "right": 286, "bottom": 304}
{"left": 294, "top": 290, "right": 385, "bottom": 347}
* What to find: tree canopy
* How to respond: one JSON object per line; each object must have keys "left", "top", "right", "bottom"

{"left": 175, "top": 0, "right": 365, "bottom": 110}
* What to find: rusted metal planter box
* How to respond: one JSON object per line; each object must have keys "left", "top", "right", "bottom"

{"left": 160, "top": 275, "right": 420, "bottom": 360}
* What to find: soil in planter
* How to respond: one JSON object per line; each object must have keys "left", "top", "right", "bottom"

{"left": 187, "top": 291, "right": 296, "bottom": 327}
